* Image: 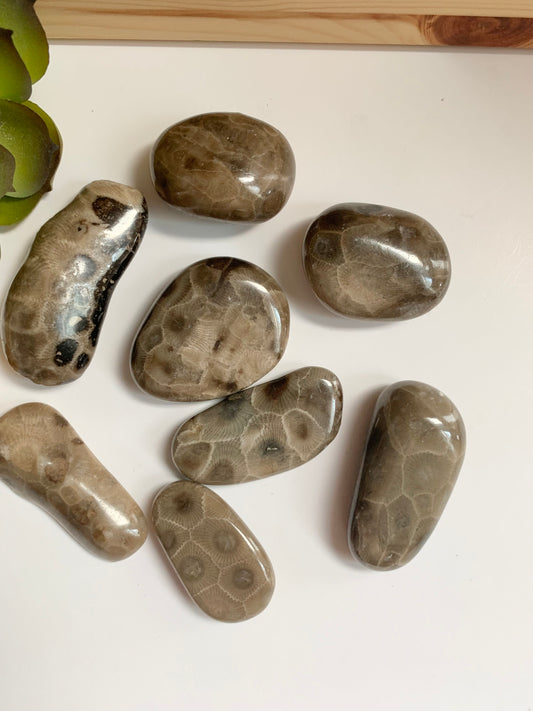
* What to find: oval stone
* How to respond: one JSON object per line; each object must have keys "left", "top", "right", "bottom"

{"left": 172, "top": 366, "right": 343, "bottom": 484}
{"left": 2, "top": 180, "right": 148, "bottom": 386}
{"left": 0, "top": 402, "right": 148, "bottom": 560}
{"left": 303, "top": 203, "right": 451, "bottom": 320}
{"left": 152, "top": 481, "right": 275, "bottom": 622}
{"left": 151, "top": 112, "right": 295, "bottom": 222}
{"left": 130, "top": 257, "right": 290, "bottom": 401}
{"left": 348, "top": 381, "right": 466, "bottom": 570}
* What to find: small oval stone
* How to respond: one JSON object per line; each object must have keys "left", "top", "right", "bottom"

{"left": 2, "top": 180, "right": 148, "bottom": 386}
{"left": 0, "top": 402, "right": 148, "bottom": 560}
{"left": 131, "top": 257, "right": 290, "bottom": 401}
{"left": 151, "top": 112, "right": 295, "bottom": 222}
{"left": 152, "top": 481, "right": 275, "bottom": 622}
{"left": 348, "top": 380, "right": 466, "bottom": 570}
{"left": 303, "top": 203, "right": 451, "bottom": 320}
{"left": 172, "top": 366, "right": 343, "bottom": 484}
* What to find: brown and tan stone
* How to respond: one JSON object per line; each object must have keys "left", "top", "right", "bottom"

{"left": 151, "top": 112, "right": 295, "bottom": 222}
{"left": 349, "top": 380, "right": 466, "bottom": 570}
{"left": 172, "top": 366, "right": 343, "bottom": 484}
{"left": 2, "top": 180, "right": 148, "bottom": 386}
{"left": 152, "top": 481, "right": 275, "bottom": 622}
{"left": 0, "top": 402, "right": 147, "bottom": 560}
{"left": 131, "top": 257, "right": 290, "bottom": 401}
{"left": 303, "top": 203, "right": 451, "bottom": 320}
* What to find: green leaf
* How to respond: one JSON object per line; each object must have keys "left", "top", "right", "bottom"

{"left": 0, "top": 142, "right": 15, "bottom": 198}
{"left": 0, "top": 27, "right": 32, "bottom": 101}
{"left": 0, "top": 0, "right": 49, "bottom": 83}
{"left": 0, "top": 98, "right": 59, "bottom": 198}
{"left": 0, "top": 190, "right": 42, "bottom": 225}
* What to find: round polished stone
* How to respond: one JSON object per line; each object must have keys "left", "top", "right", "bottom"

{"left": 151, "top": 112, "right": 295, "bottom": 222}
{"left": 130, "top": 257, "right": 290, "bottom": 401}
{"left": 303, "top": 203, "right": 451, "bottom": 320}
{"left": 348, "top": 380, "right": 466, "bottom": 570}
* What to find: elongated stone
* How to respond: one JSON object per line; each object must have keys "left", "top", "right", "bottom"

{"left": 131, "top": 257, "right": 290, "bottom": 401}
{"left": 151, "top": 112, "right": 295, "bottom": 222}
{"left": 152, "top": 481, "right": 275, "bottom": 622}
{"left": 303, "top": 203, "right": 451, "bottom": 320}
{"left": 3, "top": 180, "right": 148, "bottom": 385}
{"left": 172, "top": 366, "right": 342, "bottom": 484}
{"left": 349, "top": 381, "right": 466, "bottom": 570}
{"left": 0, "top": 402, "right": 147, "bottom": 560}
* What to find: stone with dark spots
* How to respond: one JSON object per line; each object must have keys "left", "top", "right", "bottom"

{"left": 131, "top": 257, "right": 290, "bottom": 401}
{"left": 172, "top": 366, "right": 342, "bottom": 484}
{"left": 152, "top": 481, "right": 275, "bottom": 622}
{"left": 303, "top": 203, "right": 451, "bottom": 320}
{"left": 0, "top": 402, "right": 147, "bottom": 560}
{"left": 348, "top": 380, "right": 466, "bottom": 570}
{"left": 92, "top": 196, "right": 129, "bottom": 224}
{"left": 54, "top": 338, "right": 78, "bottom": 366}
{"left": 2, "top": 181, "right": 148, "bottom": 386}
{"left": 151, "top": 112, "right": 295, "bottom": 222}
{"left": 76, "top": 353, "right": 89, "bottom": 370}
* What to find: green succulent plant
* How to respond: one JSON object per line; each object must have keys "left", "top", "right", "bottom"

{"left": 0, "top": 0, "right": 62, "bottom": 226}
{"left": 0, "top": 28, "right": 31, "bottom": 102}
{"left": 0, "top": 0, "right": 49, "bottom": 84}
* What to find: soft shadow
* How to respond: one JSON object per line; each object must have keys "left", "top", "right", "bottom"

{"left": 274, "top": 219, "right": 392, "bottom": 330}
{"left": 326, "top": 386, "right": 382, "bottom": 567}
{"left": 129, "top": 145, "right": 255, "bottom": 239}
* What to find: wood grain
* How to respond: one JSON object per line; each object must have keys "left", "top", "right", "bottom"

{"left": 36, "top": 1, "right": 533, "bottom": 46}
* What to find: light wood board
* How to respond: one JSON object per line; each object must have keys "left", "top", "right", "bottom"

{"left": 37, "top": 1, "right": 533, "bottom": 46}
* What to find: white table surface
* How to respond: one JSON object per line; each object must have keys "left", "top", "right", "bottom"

{"left": 1, "top": 41, "right": 532, "bottom": 711}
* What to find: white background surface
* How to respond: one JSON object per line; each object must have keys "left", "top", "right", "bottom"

{"left": 0, "top": 41, "right": 532, "bottom": 711}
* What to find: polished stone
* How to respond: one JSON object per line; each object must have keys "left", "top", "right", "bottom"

{"left": 0, "top": 402, "right": 147, "bottom": 560}
{"left": 131, "top": 257, "right": 290, "bottom": 401}
{"left": 172, "top": 366, "right": 343, "bottom": 484}
{"left": 152, "top": 481, "right": 275, "bottom": 622}
{"left": 303, "top": 203, "right": 451, "bottom": 320}
{"left": 348, "top": 380, "right": 466, "bottom": 570}
{"left": 151, "top": 112, "right": 295, "bottom": 222}
{"left": 3, "top": 180, "right": 148, "bottom": 386}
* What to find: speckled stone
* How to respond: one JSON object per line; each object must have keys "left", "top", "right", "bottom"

{"left": 131, "top": 257, "right": 290, "bottom": 401}
{"left": 152, "top": 481, "right": 275, "bottom": 622}
{"left": 172, "top": 366, "right": 343, "bottom": 484}
{"left": 2, "top": 181, "right": 148, "bottom": 386}
{"left": 303, "top": 203, "right": 451, "bottom": 320}
{"left": 151, "top": 112, "right": 295, "bottom": 222}
{"left": 0, "top": 402, "right": 147, "bottom": 560}
{"left": 348, "top": 381, "right": 466, "bottom": 570}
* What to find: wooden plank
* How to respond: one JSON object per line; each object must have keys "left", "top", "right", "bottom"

{"left": 36, "top": 1, "right": 533, "bottom": 46}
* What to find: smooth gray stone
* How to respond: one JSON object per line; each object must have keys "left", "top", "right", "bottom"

{"left": 303, "top": 203, "right": 451, "bottom": 320}
{"left": 152, "top": 481, "right": 275, "bottom": 622}
{"left": 172, "top": 366, "right": 343, "bottom": 484}
{"left": 130, "top": 257, "right": 290, "bottom": 401}
{"left": 348, "top": 380, "right": 466, "bottom": 570}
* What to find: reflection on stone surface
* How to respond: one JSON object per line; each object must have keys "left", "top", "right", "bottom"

{"left": 131, "top": 257, "right": 290, "bottom": 401}
{"left": 152, "top": 481, "right": 275, "bottom": 622}
{"left": 2, "top": 180, "right": 148, "bottom": 386}
{"left": 0, "top": 402, "right": 147, "bottom": 560}
{"left": 303, "top": 203, "right": 451, "bottom": 320}
{"left": 348, "top": 381, "right": 465, "bottom": 570}
{"left": 151, "top": 112, "right": 295, "bottom": 222}
{"left": 172, "top": 366, "right": 343, "bottom": 484}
